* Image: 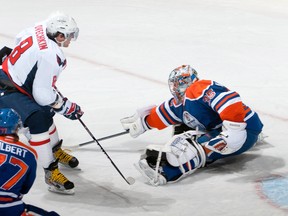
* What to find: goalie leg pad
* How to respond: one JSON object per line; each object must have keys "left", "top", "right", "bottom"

{"left": 136, "top": 131, "right": 206, "bottom": 185}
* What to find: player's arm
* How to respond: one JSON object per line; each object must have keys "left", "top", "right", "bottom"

{"left": 120, "top": 99, "right": 181, "bottom": 138}
{"left": 32, "top": 57, "right": 83, "bottom": 120}
{"left": 205, "top": 84, "right": 247, "bottom": 154}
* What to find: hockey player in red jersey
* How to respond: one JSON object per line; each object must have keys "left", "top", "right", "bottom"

{"left": 0, "top": 12, "right": 83, "bottom": 194}
{"left": 0, "top": 108, "right": 59, "bottom": 216}
{"left": 121, "top": 65, "right": 263, "bottom": 185}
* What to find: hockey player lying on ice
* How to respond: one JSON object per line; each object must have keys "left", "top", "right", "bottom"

{"left": 121, "top": 65, "right": 263, "bottom": 186}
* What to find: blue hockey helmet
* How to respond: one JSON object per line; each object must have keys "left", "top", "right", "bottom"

{"left": 168, "top": 65, "right": 198, "bottom": 103}
{"left": 0, "top": 108, "right": 22, "bottom": 135}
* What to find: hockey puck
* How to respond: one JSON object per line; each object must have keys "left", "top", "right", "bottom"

{"left": 127, "top": 177, "right": 135, "bottom": 185}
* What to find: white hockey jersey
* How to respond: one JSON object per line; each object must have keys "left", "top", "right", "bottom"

{"left": 2, "top": 22, "right": 67, "bottom": 106}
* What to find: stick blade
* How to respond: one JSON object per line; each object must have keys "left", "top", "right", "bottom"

{"left": 127, "top": 177, "right": 135, "bottom": 185}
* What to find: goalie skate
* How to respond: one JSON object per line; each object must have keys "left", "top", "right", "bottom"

{"left": 134, "top": 160, "right": 167, "bottom": 186}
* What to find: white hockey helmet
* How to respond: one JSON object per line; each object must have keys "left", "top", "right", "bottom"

{"left": 168, "top": 65, "right": 198, "bottom": 103}
{"left": 46, "top": 12, "right": 79, "bottom": 41}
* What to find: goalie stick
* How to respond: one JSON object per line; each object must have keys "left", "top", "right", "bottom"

{"left": 54, "top": 86, "right": 135, "bottom": 185}
{"left": 78, "top": 130, "right": 129, "bottom": 147}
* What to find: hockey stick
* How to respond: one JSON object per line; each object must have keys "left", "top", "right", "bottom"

{"left": 54, "top": 87, "right": 135, "bottom": 185}
{"left": 78, "top": 130, "right": 129, "bottom": 147}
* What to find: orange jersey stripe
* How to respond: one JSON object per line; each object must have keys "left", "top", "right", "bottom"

{"left": 146, "top": 107, "right": 167, "bottom": 129}
{"left": 186, "top": 80, "right": 212, "bottom": 99}
{"left": 0, "top": 136, "right": 38, "bottom": 159}
{"left": 219, "top": 102, "right": 246, "bottom": 122}
{"left": 203, "top": 145, "right": 213, "bottom": 155}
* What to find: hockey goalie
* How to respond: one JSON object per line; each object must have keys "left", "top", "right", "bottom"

{"left": 121, "top": 65, "right": 263, "bottom": 185}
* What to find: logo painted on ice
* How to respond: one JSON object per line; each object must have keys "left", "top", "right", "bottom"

{"left": 256, "top": 174, "right": 288, "bottom": 212}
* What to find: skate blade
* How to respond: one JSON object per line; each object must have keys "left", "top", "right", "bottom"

{"left": 47, "top": 185, "right": 75, "bottom": 195}
{"left": 59, "top": 163, "right": 82, "bottom": 171}
{"left": 134, "top": 161, "right": 167, "bottom": 186}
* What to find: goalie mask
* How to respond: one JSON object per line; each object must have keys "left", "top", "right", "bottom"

{"left": 168, "top": 65, "right": 198, "bottom": 104}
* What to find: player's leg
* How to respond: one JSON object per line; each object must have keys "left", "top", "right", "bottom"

{"left": 0, "top": 92, "right": 74, "bottom": 193}
{"left": 42, "top": 106, "right": 79, "bottom": 168}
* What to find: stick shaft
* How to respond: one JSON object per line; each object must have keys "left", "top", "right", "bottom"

{"left": 54, "top": 86, "right": 132, "bottom": 185}
{"left": 79, "top": 130, "right": 129, "bottom": 146}
{"left": 77, "top": 118, "right": 132, "bottom": 185}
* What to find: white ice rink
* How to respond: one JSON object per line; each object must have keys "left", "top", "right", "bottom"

{"left": 1, "top": 0, "right": 288, "bottom": 215}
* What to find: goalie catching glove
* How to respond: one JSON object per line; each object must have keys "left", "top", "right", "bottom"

{"left": 52, "top": 96, "right": 83, "bottom": 120}
{"left": 120, "top": 105, "right": 155, "bottom": 138}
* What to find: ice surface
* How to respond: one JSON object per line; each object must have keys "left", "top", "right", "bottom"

{"left": 1, "top": 0, "right": 288, "bottom": 215}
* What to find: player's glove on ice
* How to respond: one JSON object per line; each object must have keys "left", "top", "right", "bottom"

{"left": 53, "top": 97, "right": 83, "bottom": 120}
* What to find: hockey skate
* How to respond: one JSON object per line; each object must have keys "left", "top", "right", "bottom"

{"left": 53, "top": 140, "right": 79, "bottom": 168}
{"left": 135, "top": 159, "right": 167, "bottom": 186}
{"left": 44, "top": 160, "right": 75, "bottom": 195}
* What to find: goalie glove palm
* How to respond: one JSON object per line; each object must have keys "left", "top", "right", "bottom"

{"left": 120, "top": 114, "right": 149, "bottom": 138}
{"left": 120, "top": 105, "right": 155, "bottom": 138}
{"left": 54, "top": 98, "right": 83, "bottom": 120}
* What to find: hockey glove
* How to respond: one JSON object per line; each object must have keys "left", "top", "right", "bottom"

{"left": 120, "top": 105, "right": 155, "bottom": 138}
{"left": 120, "top": 114, "right": 149, "bottom": 138}
{"left": 205, "top": 120, "right": 247, "bottom": 155}
{"left": 0, "top": 46, "right": 12, "bottom": 65}
{"left": 53, "top": 98, "right": 83, "bottom": 120}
